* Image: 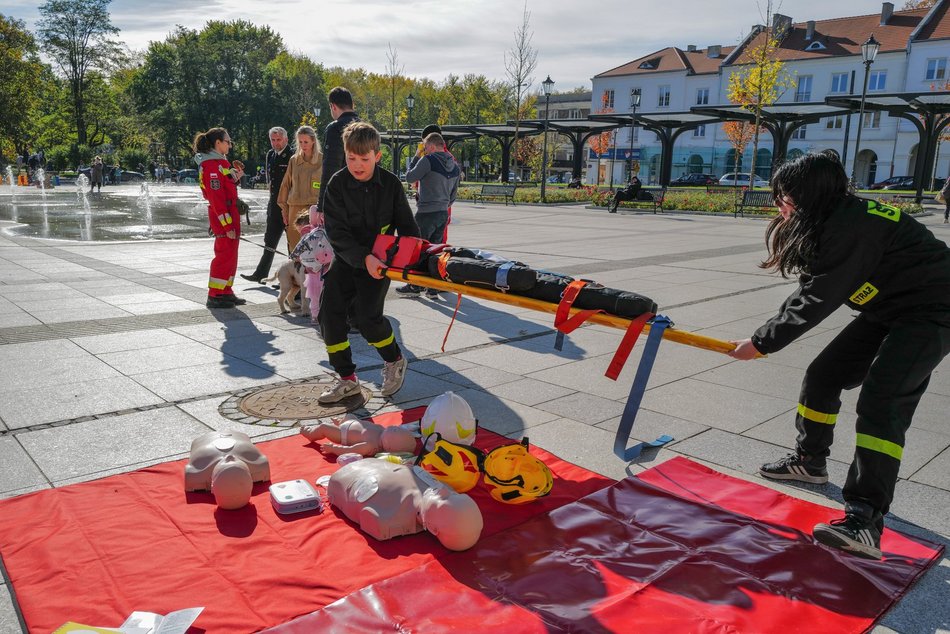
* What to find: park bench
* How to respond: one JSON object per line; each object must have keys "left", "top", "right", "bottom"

{"left": 637, "top": 186, "right": 667, "bottom": 213}
{"left": 473, "top": 184, "right": 517, "bottom": 206}
{"left": 735, "top": 189, "right": 775, "bottom": 217}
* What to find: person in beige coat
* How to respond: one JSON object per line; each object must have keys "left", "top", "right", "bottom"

{"left": 278, "top": 125, "right": 324, "bottom": 251}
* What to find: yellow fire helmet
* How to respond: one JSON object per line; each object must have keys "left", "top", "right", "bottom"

{"left": 420, "top": 391, "right": 478, "bottom": 450}
{"left": 482, "top": 438, "right": 554, "bottom": 504}
{"left": 416, "top": 433, "right": 485, "bottom": 494}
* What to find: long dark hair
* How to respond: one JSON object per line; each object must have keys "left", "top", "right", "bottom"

{"left": 192, "top": 127, "right": 229, "bottom": 154}
{"left": 761, "top": 152, "right": 853, "bottom": 277}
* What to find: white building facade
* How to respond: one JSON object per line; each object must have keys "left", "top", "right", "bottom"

{"left": 588, "top": 1, "right": 950, "bottom": 188}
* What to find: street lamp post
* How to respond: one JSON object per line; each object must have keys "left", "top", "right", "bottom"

{"left": 540, "top": 75, "right": 555, "bottom": 203}
{"left": 406, "top": 93, "right": 415, "bottom": 175}
{"left": 474, "top": 106, "right": 481, "bottom": 182}
{"left": 628, "top": 88, "right": 641, "bottom": 183}
{"left": 851, "top": 34, "right": 880, "bottom": 187}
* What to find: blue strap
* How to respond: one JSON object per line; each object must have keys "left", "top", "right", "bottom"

{"left": 554, "top": 330, "right": 565, "bottom": 351}
{"left": 613, "top": 315, "right": 674, "bottom": 461}
{"left": 495, "top": 261, "right": 515, "bottom": 291}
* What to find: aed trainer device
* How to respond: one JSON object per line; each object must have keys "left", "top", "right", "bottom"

{"left": 269, "top": 479, "right": 322, "bottom": 515}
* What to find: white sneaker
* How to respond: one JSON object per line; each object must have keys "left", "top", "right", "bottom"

{"left": 317, "top": 378, "right": 360, "bottom": 404}
{"left": 380, "top": 356, "right": 408, "bottom": 397}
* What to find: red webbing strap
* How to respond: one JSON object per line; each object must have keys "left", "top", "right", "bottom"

{"left": 441, "top": 292, "right": 464, "bottom": 352}
{"left": 604, "top": 312, "right": 654, "bottom": 380}
{"left": 554, "top": 280, "right": 604, "bottom": 334}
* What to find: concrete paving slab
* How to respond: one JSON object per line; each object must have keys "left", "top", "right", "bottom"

{"left": 452, "top": 387, "right": 560, "bottom": 437}
{"left": 484, "top": 377, "right": 575, "bottom": 407}
{"left": 642, "top": 378, "right": 794, "bottom": 434}
{"left": 17, "top": 408, "right": 211, "bottom": 483}
{"left": 176, "top": 398, "right": 294, "bottom": 438}
{"left": 517, "top": 417, "right": 635, "bottom": 480}
{"left": 527, "top": 354, "right": 683, "bottom": 401}
{"left": 70, "top": 328, "right": 195, "bottom": 354}
{"left": 595, "top": 408, "right": 710, "bottom": 446}
{"left": 534, "top": 392, "right": 627, "bottom": 425}
{"left": 0, "top": 584, "right": 21, "bottom": 634}
{"left": 0, "top": 376, "right": 164, "bottom": 429}
{"left": 128, "top": 360, "right": 277, "bottom": 401}
{"left": 97, "top": 341, "right": 223, "bottom": 374}
{"left": 0, "top": 437, "right": 47, "bottom": 495}
{"left": 0, "top": 353, "right": 121, "bottom": 391}
{"left": 439, "top": 364, "right": 525, "bottom": 390}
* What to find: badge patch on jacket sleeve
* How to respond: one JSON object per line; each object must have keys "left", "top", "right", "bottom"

{"left": 210, "top": 179, "right": 221, "bottom": 190}
{"left": 849, "top": 282, "right": 879, "bottom": 305}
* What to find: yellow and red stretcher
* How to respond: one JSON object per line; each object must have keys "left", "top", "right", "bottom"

{"left": 385, "top": 267, "right": 740, "bottom": 461}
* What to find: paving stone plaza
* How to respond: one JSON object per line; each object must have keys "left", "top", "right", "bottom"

{"left": 0, "top": 188, "right": 948, "bottom": 632}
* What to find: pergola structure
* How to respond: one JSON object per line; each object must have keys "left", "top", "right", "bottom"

{"left": 590, "top": 112, "right": 721, "bottom": 186}
{"left": 825, "top": 91, "right": 950, "bottom": 202}
{"left": 690, "top": 102, "right": 853, "bottom": 177}
{"left": 516, "top": 119, "right": 625, "bottom": 181}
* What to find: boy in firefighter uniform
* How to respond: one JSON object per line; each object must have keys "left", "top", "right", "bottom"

{"left": 730, "top": 152, "right": 950, "bottom": 560}
{"left": 194, "top": 127, "right": 245, "bottom": 308}
{"left": 318, "top": 122, "right": 420, "bottom": 403}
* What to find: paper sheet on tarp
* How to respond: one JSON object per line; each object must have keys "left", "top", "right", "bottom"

{"left": 0, "top": 407, "right": 612, "bottom": 633}
{"left": 267, "top": 456, "right": 942, "bottom": 634}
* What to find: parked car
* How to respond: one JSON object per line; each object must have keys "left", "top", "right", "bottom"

{"left": 719, "top": 172, "right": 768, "bottom": 188}
{"left": 671, "top": 173, "right": 718, "bottom": 187}
{"left": 176, "top": 168, "right": 198, "bottom": 183}
{"left": 882, "top": 177, "right": 916, "bottom": 190}
{"left": 869, "top": 175, "right": 912, "bottom": 190}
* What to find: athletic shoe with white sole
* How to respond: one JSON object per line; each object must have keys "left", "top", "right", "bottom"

{"left": 813, "top": 514, "right": 882, "bottom": 560}
{"left": 317, "top": 378, "right": 360, "bottom": 404}
{"left": 759, "top": 453, "right": 829, "bottom": 484}
{"left": 380, "top": 356, "right": 408, "bottom": 397}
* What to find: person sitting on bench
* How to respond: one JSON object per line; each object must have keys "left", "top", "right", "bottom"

{"left": 610, "top": 176, "right": 642, "bottom": 213}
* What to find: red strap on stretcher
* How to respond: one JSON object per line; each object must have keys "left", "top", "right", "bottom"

{"left": 605, "top": 312, "right": 654, "bottom": 380}
{"left": 554, "top": 280, "right": 605, "bottom": 334}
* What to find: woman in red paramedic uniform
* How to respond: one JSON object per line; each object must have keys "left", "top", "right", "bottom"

{"left": 193, "top": 127, "right": 245, "bottom": 308}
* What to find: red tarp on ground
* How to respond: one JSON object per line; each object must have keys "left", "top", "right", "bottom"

{"left": 267, "top": 456, "right": 943, "bottom": 634}
{"left": 0, "top": 408, "right": 612, "bottom": 633}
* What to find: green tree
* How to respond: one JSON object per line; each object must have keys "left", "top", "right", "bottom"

{"left": 727, "top": 6, "right": 793, "bottom": 184}
{"left": 37, "top": 0, "right": 121, "bottom": 146}
{"left": 132, "top": 21, "right": 285, "bottom": 164}
{"left": 0, "top": 15, "right": 47, "bottom": 158}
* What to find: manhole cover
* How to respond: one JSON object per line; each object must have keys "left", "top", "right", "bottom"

{"left": 219, "top": 378, "right": 373, "bottom": 426}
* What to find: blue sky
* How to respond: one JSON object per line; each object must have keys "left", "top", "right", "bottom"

{"left": 7, "top": 0, "right": 897, "bottom": 91}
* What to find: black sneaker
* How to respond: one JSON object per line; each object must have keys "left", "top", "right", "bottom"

{"left": 206, "top": 296, "right": 236, "bottom": 309}
{"left": 395, "top": 284, "right": 422, "bottom": 295}
{"left": 425, "top": 289, "right": 440, "bottom": 299}
{"left": 759, "top": 453, "right": 828, "bottom": 484}
{"left": 813, "top": 514, "right": 882, "bottom": 560}
{"left": 221, "top": 295, "right": 247, "bottom": 305}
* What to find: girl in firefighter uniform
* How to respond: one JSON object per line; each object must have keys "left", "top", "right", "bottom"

{"left": 730, "top": 152, "right": 950, "bottom": 560}
{"left": 194, "top": 127, "right": 245, "bottom": 308}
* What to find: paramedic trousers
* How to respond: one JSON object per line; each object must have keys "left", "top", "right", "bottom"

{"left": 319, "top": 259, "right": 401, "bottom": 377}
{"left": 208, "top": 234, "right": 239, "bottom": 297}
{"left": 249, "top": 198, "right": 285, "bottom": 279}
{"left": 794, "top": 313, "right": 950, "bottom": 518}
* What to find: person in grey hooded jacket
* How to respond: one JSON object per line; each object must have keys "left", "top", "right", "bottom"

{"left": 397, "top": 132, "right": 460, "bottom": 296}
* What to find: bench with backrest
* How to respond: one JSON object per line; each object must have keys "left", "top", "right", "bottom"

{"left": 473, "top": 184, "right": 517, "bottom": 206}
{"left": 735, "top": 189, "right": 775, "bottom": 217}
{"left": 614, "top": 186, "right": 666, "bottom": 213}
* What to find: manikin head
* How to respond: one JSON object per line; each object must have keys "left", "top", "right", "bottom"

{"left": 211, "top": 456, "right": 253, "bottom": 510}
{"left": 419, "top": 485, "right": 484, "bottom": 551}
{"left": 379, "top": 426, "right": 417, "bottom": 453}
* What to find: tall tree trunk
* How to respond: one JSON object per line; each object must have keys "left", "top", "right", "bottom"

{"left": 73, "top": 79, "right": 87, "bottom": 145}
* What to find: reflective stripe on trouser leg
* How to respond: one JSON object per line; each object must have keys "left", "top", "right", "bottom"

{"left": 368, "top": 331, "right": 400, "bottom": 363}
{"left": 209, "top": 235, "right": 239, "bottom": 297}
{"left": 843, "top": 318, "right": 950, "bottom": 517}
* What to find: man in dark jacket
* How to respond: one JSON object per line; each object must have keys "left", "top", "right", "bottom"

{"left": 319, "top": 87, "right": 361, "bottom": 213}
{"left": 241, "top": 126, "right": 292, "bottom": 282}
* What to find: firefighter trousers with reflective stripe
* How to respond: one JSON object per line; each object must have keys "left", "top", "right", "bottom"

{"left": 319, "top": 259, "right": 400, "bottom": 377}
{"left": 795, "top": 313, "right": 950, "bottom": 516}
{"left": 209, "top": 234, "right": 239, "bottom": 296}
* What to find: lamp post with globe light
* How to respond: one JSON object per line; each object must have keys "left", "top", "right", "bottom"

{"left": 540, "top": 75, "right": 555, "bottom": 202}
{"left": 851, "top": 34, "right": 880, "bottom": 187}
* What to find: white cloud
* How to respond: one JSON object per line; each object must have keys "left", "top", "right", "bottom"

{"left": 12, "top": 0, "right": 893, "bottom": 89}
